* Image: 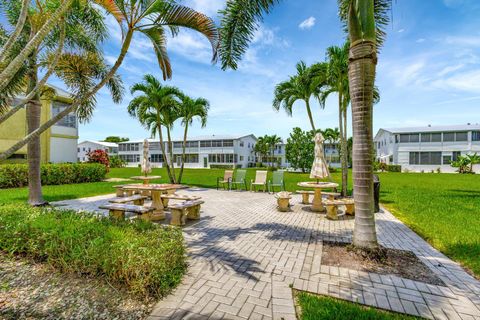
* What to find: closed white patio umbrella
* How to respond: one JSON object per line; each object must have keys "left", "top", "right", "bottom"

{"left": 310, "top": 132, "right": 330, "bottom": 181}
{"left": 141, "top": 139, "right": 151, "bottom": 177}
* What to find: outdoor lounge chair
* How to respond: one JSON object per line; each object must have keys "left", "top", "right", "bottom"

{"left": 268, "top": 170, "right": 285, "bottom": 192}
{"left": 250, "top": 170, "right": 268, "bottom": 192}
{"left": 217, "top": 170, "right": 233, "bottom": 190}
{"left": 231, "top": 170, "right": 248, "bottom": 190}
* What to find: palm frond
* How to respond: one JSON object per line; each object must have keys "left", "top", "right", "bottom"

{"left": 219, "top": 0, "right": 280, "bottom": 70}
{"left": 140, "top": 26, "right": 172, "bottom": 80}
{"left": 93, "top": 0, "right": 124, "bottom": 24}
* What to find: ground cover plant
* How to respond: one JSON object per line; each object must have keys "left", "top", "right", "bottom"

{"left": 296, "top": 292, "right": 420, "bottom": 320}
{"left": 0, "top": 204, "right": 186, "bottom": 298}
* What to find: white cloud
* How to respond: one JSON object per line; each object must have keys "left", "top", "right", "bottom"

{"left": 437, "top": 64, "right": 465, "bottom": 77}
{"left": 299, "top": 17, "right": 316, "bottom": 30}
{"left": 398, "top": 28, "right": 405, "bottom": 33}
{"left": 445, "top": 35, "right": 480, "bottom": 47}
{"left": 431, "top": 69, "right": 480, "bottom": 93}
{"left": 184, "top": 0, "right": 225, "bottom": 16}
{"left": 416, "top": 38, "right": 426, "bottom": 43}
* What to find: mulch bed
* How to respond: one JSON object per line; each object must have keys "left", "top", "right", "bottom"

{"left": 322, "top": 241, "right": 445, "bottom": 286}
{"left": 0, "top": 254, "right": 154, "bottom": 319}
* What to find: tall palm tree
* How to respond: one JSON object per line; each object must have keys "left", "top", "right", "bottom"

{"left": 219, "top": 0, "right": 391, "bottom": 249}
{"left": 273, "top": 61, "right": 327, "bottom": 132}
{"left": 0, "top": 0, "right": 122, "bottom": 206}
{"left": 0, "top": 0, "right": 219, "bottom": 161}
{"left": 177, "top": 95, "right": 209, "bottom": 183}
{"left": 321, "top": 42, "right": 350, "bottom": 196}
{"left": 128, "top": 75, "right": 182, "bottom": 183}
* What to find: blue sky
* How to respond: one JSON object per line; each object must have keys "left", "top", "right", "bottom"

{"left": 76, "top": 0, "right": 480, "bottom": 142}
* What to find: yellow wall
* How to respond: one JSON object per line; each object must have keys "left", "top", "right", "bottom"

{"left": 0, "top": 94, "right": 73, "bottom": 164}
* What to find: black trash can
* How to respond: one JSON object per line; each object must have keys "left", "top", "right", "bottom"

{"left": 373, "top": 174, "right": 380, "bottom": 213}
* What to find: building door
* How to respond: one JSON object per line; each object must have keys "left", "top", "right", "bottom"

{"left": 176, "top": 155, "right": 181, "bottom": 167}
{"left": 203, "top": 157, "right": 208, "bottom": 168}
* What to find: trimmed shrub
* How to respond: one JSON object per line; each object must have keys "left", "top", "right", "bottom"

{"left": 0, "top": 205, "right": 187, "bottom": 298}
{"left": 87, "top": 149, "right": 110, "bottom": 172}
{"left": 110, "top": 155, "right": 126, "bottom": 168}
{"left": 387, "top": 165, "right": 402, "bottom": 172}
{"left": 0, "top": 163, "right": 106, "bottom": 189}
{"left": 210, "top": 164, "right": 235, "bottom": 169}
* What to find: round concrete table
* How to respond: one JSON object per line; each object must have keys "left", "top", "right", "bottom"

{"left": 130, "top": 175, "right": 161, "bottom": 185}
{"left": 297, "top": 181, "right": 339, "bottom": 212}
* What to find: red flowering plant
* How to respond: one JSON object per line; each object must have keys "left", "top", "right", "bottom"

{"left": 87, "top": 149, "right": 110, "bottom": 172}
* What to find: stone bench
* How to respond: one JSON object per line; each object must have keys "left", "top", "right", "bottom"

{"left": 99, "top": 204, "right": 154, "bottom": 220}
{"left": 113, "top": 185, "right": 125, "bottom": 197}
{"left": 322, "top": 191, "right": 341, "bottom": 200}
{"left": 296, "top": 190, "right": 314, "bottom": 204}
{"left": 323, "top": 198, "right": 355, "bottom": 220}
{"left": 109, "top": 195, "right": 147, "bottom": 206}
{"left": 169, "top": 200, "right": 205, "bottom": 226}
{"left": 275, "top": 192, "right": 292, "bottom": 212}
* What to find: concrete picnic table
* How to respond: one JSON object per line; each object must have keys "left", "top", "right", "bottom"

{"left": 297, "top": 181, "right": 339, "bottom": 212}
{"left": 121, "top": 184, "right": 187, "bottom": 220}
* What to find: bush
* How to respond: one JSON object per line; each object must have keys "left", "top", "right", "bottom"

{"left": 0, "top": 205, "right": 186, "bottom": 298}
{"left": 0, "top": 163, "right": 106, "bottom": 189}
{"left": 87, "top": 149, "right": 110, "bottom": 172}
{"left": 110, "top": 155, "right": 126, "bottom": 168}
{"left": 210, "top": 164, "right": 235, "bottom": 169}
{"left": 387, "top": 165, "right": 402, "bottom": 172}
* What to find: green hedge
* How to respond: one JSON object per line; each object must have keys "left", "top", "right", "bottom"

{"left": 0, "top": 205, "right": 186, "bottom": 298}
{"left": 387, "top": 165, "right": 402, "bottom": 172}
{"left": 0, "top": 163, "right": 107, "bottom": 188}
{"left": 209, "top": 164, "right": 242, "bottom": 169}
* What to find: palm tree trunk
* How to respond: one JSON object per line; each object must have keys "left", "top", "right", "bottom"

{"left": 338, "top": 92, "right": 346, "bottom": 196}
{"left": 0, "top": 0, "right": 30, "bottom": 63}
{"left": 26, "top": 55, "right": 45, "bottom": 206}
{"left": 178, "top": 122, "right": 189, "bottom": 183}
{"left": 0, "top": 24, "right": 65, "bottom": 126}
{"left": 0, "top": 0, "right": 74, "bottom": 91}
{"left": 350, "top": 40, "right": 378, "bottom": 249}
{"left": 157, "top": 123, "right": 174, "bottom": 183}
{"left": 342, "top": 105, "right": 348, "bottom": 196}
{"left": 304, "top": 99, "right": 316, "bottom": 132}
{"left": 0, "top": 28, "right": 134, "bottom": 161}
{"left": 166, "top": 127, "right": 176, "bottom": 183}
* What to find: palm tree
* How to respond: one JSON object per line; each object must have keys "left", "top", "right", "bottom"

{"left": 0, "top": 0, "right": 219, "bottom": 161}
{"left": 0, "top": 0, "right": 122, "bottom": 206}
{"left": 219, "top": 0, "right": 391, "bottom": 249}
{"left": 266, "top": 135, "right": 282, "bottom": 168}
{"left": 128, "top": 75, "right": 183, "bottom": 183}
{"left": 0, "top": 0, "right": 122, "bottom": 92}
{"left": 321, "top": 42, "right": 350, "bottom": 196}
{"left": 254, "top": 136, "right": 269, "bottom": 165}
{"left": 177, "top": 95, "right": 209, "bottom": 183}
{"left": 273, "top": 61, "right": 327, "bottom": 132}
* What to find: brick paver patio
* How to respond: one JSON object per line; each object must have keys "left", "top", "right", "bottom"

{"left": 54, "top": 189, "right": 480, "bottom": 320}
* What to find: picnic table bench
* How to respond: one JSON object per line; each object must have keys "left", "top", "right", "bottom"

{"left": 109, "top": 195, "right": 146, "bottom": 206}
{"left": 296, "top": 190, "right": 314, "bottom": 204}
{"left": 275, "top": 192, "right": 292, "bottom": 212}
{"left": 114, "top": 185, "right": 126, "bottom": 197}
{"left": 99, "top": 204, "right": 154, "bottom": 220}
{"left": 322, "top": 191, "right": 341, "bottom": 200}
{"left": 323, "top": 198, "right": 355, "bottom": 220}
{"left": 169, "top": 200, "right": 205, "bottom": 226}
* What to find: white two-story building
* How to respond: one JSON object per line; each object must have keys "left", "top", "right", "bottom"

{"left": 118, "top": 134, "right": 257, "bottom": 169}
{"left": 374, "top": 124, "right": 480, "bottom": 173}
{"left": 77, "top": 140, "right": 119, "bottom": 162}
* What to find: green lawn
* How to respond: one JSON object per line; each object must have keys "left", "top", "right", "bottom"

{"left": 296, "top": 292, "right": 419, "bottom": 320}
{"left": 1, "top": 167, "right": 479, "bottom": 277}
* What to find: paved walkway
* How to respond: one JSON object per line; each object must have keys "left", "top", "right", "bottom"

{"left": 54, "top": 189, "right": 480, "bottom": 320}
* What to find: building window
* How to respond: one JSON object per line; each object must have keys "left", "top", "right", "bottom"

{"left": 150, "top": 154, "right": 164, "bottom": 163}
{"left": 239, "top": 141, "right": 244, "bottom": 147}
{"left": 473, "top": 131, "right": 480, "bottom": 141}
{"left": 223, "top": 140, "right": 234, "bottom": 147}
{"left": 421, "top": 133, "right": 441, "bottom": 143}
{"left": 239, "top": 156, "right": 244, "bottom": 161}
{"left": 186, "top": 141, "right": 199, "bottom": 148}
{"left": 52, "top": 101, "right": 77, "bottom": 128}
{"left": 120, "top": 154, "right": 140, "bottom": 163}
{"left": 208, "top": 153, "right": 236, "bottom": 163}
{"left": 200, "top": 140, "right": 211, "bottom": 148}
{"left": 409, "top": 152, "right": 441, "bottom": 165}
{"left": 455, "top": 132, "right": 468, "bottom": 142}
{"left": 443, "top": 155, "right": 452, "bottom": 165}
{"left": 400, "top": 134, "right": 419, "bottom": 143}
{"left": 453, "top": 151, "right": 461, "bottom": 161}
{"left": 443, "top": 132, "right": 455, "bottom": 142}
{"left": 173, "top": 142, "right": 183, "bottom": 148}
{"left": 212, "top": 140, "right": 222, "bottom": 147}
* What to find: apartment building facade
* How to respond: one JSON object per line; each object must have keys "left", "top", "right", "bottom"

{"left": 77, "top": 140, "right": 119, "bottom": 162}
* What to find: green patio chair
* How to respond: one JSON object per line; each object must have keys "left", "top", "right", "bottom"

{"left": 231, "top": 169, "right": 248, "bottom": 190}
{"left": 268, "top": 170, "right": 286, "bottom": 193}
